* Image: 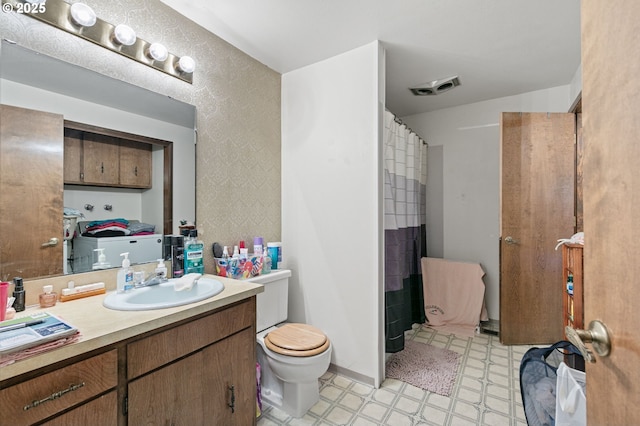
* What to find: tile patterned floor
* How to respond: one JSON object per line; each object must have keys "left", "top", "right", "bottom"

{"left": 258, "top": 324, "right": 531, "bottom": 426}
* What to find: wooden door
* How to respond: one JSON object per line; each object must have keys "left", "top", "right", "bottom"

{"left": 82, "top": 132, "right": 119, "bottom": 185}
{"left": 119, "top": 139, "right": 152, "bottom": 188}
{"left": 0, "top": 105, "right": 64, "bottom": 279}
{"left": 128, "top": 351, "right": 204, "bottom": 425}
{"left": 581, "top": 1, "right": 640, "bottom": 423}
{"left": 203, "top": 328, "right": 256, "bottom": 425}
{"left": 43, "top": 392, "right": 117, "bottom": 425}
{"left": 63, "top": 128, "right": 84, "bottom": 184}
{"left": 499, "top": 112, "right": 575, "bottom": 344}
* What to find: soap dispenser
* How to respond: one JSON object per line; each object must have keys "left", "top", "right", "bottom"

{"left": 117, "top": 252, "right": 134, "bottom": 293}
{"left": 155, "top": 258, "right": 168, "bottom": 279}
{"left": 92, "top": 248, "right": 111, "bottom": 270}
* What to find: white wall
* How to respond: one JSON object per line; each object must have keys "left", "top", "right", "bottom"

{"left": 1, "top": 79, "right": 195, "bottom": 234}
{"left": 403, "top": 85, "right": 572, "bottom": 320}
{"left": 282, "top": 41, "right": 384, "bottom": 386}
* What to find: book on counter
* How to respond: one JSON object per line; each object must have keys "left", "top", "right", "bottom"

{"left": 0, "top": 312, "right": 78, "bottom": 354}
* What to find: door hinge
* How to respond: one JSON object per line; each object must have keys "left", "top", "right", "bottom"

{"left": 123, "top": 395, "right": 128, "bottom": 415}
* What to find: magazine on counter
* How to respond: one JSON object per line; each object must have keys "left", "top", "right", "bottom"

{"left": 0, "top": 312, "right": 78, "bottom": 354}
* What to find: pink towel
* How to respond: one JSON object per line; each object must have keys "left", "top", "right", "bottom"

{"left": 421, "top": 257, "right": 488, "bottom": 337}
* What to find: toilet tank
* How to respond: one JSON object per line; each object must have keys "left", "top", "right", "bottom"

{"left": 247, "top": 269, "right": 291, "bottom": 332}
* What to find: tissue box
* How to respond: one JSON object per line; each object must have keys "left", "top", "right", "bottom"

{"left": 214, "top": 255, "right": 262, "bottom": 279}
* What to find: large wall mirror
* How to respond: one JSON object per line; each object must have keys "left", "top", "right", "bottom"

{"left": 0, "top": 40, "right": 196, "bottom": 280}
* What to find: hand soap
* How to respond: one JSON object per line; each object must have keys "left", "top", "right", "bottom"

{"left": 117, "top": 252, "right": 134, "bottom": 293}
{"left": 39, "top": 285, "right": 57, "bottom": 308}
{"left": 155, "top": 258, "right": 168, "bottom": 279}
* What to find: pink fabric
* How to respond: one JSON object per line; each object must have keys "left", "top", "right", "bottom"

{"left": 0, "top": 332, "right": 82, "bottom": 367}
{"left": 421, "top": 257, "right": 488, "bottom": 337}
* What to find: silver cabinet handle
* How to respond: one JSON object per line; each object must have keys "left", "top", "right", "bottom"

{"left": 565, "top": 320, "right": 611, "bottom": 363}
{"left": 41, "top": 237, "right": 59, "bottom": 247}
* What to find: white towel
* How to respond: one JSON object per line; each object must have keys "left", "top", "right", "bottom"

{"left": 173, "top": 273, "right": 202, "bottom": 291}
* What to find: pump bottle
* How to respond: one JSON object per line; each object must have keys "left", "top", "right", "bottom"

{"left": 117, "top": 252, "right": 134, "bottom": 293}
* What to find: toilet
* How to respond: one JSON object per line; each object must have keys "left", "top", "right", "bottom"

{"left": 248, "top": 269, "right": 332, "bottom": 418}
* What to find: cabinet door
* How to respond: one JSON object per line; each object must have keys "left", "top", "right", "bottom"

{"left": 119, "top": 139, "right": 152, "bottom": 188}
{"left": 63, "top": 128, "right": 84, "bottom": 184}
{"left": 203, "top": 328, "right": 256, "bottom": 425}
{"left": 42, "top": 391, "right": 118, "bottom": 425}
{"left": 82, "top": 133, "right": 119, "bottom": 185}
{"left": 128, "top": 351, "right": 204, "bottom": 425}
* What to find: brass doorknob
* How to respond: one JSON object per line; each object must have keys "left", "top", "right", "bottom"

{"left": 504, "top": 236, "right": 519, "bottom": 244}
{"left": 565, "top": 320, "right": 611, "bottom": 363}
{"left": 41, "top": 237, "right": 59, "bottom": 247}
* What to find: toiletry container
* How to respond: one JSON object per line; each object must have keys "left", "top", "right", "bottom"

{"left": 12, "top": 277, "right": 25, "bottom": 312}
{"left": 267, "top": 243, "right": 279, "bottom": 269}
{"left": 183, "top": 230, "right": 204, "bottom": 274}
{"left": 117, "top": 252, "right": 134, "bottom": 293}
{"left": 249, "top": 270, "right": 332, "bottom": 418}
{"left": 254, "top": 236, "right": 264, "bottom": 256}
{"left": 39, "top": 285, "right": 57, "bottom": 308}
{"left": 0, "top": 282, "right": 7, "bottom": 321}
{"left": 155, "top": 258, "right": 168, "bottom": 279}
{"left": 92, "top": 248, "right": 111, "bottom": 270}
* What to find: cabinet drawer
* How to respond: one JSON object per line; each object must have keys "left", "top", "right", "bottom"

{"left": 128, "top": 298, "right": 255, "bottom": 379}
{"left": 0, "top": 349, "right": 117, "bottom": 425}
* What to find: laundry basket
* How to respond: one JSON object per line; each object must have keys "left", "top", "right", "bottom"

{"left": 519, "top": 341, "right": 583, "bottom": 426}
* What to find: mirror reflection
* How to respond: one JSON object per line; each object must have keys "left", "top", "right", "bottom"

{"left": 0, "top": 40, "right": 196, "bottom": 280}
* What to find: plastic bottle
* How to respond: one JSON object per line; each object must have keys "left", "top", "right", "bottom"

{"left": 566, "top": 273, "right": 574, "bottom": 295}
{"left": 12, "top": 276, "right": 25, "bottom": 312}
{"left": 117, "top": 252, "right": 134, "bottom": 293}
{"left": 183, "top": 230, "right": 204, "bottom": 275}
{"left": 267, "top": 242, "right": 279, "bottom": 269}
{"left": 261, "top": 247, "right": 272, "bottom": 274}
{"left": 155, "top": 258, "right": 168, "bottom": 279}
{"left": 253, "top": 237, "right": 263, "bottom": 256}
{"left": 92, "top": 248, "right": 111, "bottom": 270}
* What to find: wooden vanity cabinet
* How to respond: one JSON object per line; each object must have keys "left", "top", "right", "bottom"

{"left": 0, "top": 297, "right": 257, "bottom": 426}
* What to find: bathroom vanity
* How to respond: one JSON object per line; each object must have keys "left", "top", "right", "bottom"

{"left": 0, "top": 276, "right": 262, "bottom": 426}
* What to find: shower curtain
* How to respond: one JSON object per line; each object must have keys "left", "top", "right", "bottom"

{"left": 384, "top": 110, "right": 427, "bottom": 353}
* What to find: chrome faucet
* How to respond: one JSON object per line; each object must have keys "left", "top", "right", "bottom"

{"left": 135, "top": 272, "right": 168, "bottom": 288}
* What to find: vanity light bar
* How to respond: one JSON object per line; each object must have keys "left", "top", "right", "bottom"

{"left": 6, "top": 0, "right": 195, "bottom": 83}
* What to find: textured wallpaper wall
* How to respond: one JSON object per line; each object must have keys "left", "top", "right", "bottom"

{"left": 0, "top": 0, "right": 282, "bottom": 273}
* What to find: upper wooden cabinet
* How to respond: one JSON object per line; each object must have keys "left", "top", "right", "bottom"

{"left": 64, "top": 124, "right": 152, "bottom": 189}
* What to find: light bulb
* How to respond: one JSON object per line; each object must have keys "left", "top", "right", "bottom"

{"left": 177, "top": 56, "right": 195, "bottom": 73}
{"left": 69, "top": 3, "right": 97, "bottom": 27}
{"left": 113, "top": 24, "right": 136, "bottom": 46}
{"left": 147, "top": 43, "right": 168, "bottom": 62}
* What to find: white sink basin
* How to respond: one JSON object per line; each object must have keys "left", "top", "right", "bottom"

{"left": 103, "top": 277, "right": 224, "bottom": 311}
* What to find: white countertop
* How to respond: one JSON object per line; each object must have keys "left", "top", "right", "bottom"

{"left": 0, "top": 275, "right": 263, "bottom": 382}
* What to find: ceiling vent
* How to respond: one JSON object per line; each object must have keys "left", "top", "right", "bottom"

{"left": 409, "top": 76, "right": 461, "bottom": 96}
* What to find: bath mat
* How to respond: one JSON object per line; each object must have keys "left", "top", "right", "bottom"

{"left": 385, "top": 340, "right": 461, "bottom": 397}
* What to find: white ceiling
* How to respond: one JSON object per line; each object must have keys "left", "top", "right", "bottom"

{"left": 160, "top": 0, "right": 581, "bottom": 117}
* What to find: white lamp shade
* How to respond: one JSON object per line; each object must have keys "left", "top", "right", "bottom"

{"left": 69, "top": 3, "right": 97, "bottom": 27}
{"left": 177, "top": 56, "right": 195, "bottom": 73}
{"left": 113, "top": 24, "right": 136, "bottom": 46}
{"left": 148, "top": 43, "right": 169, "bottom": 61}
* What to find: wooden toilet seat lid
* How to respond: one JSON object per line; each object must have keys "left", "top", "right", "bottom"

{"left": 264, "top": 323, "right": 330, "bottom": 357}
